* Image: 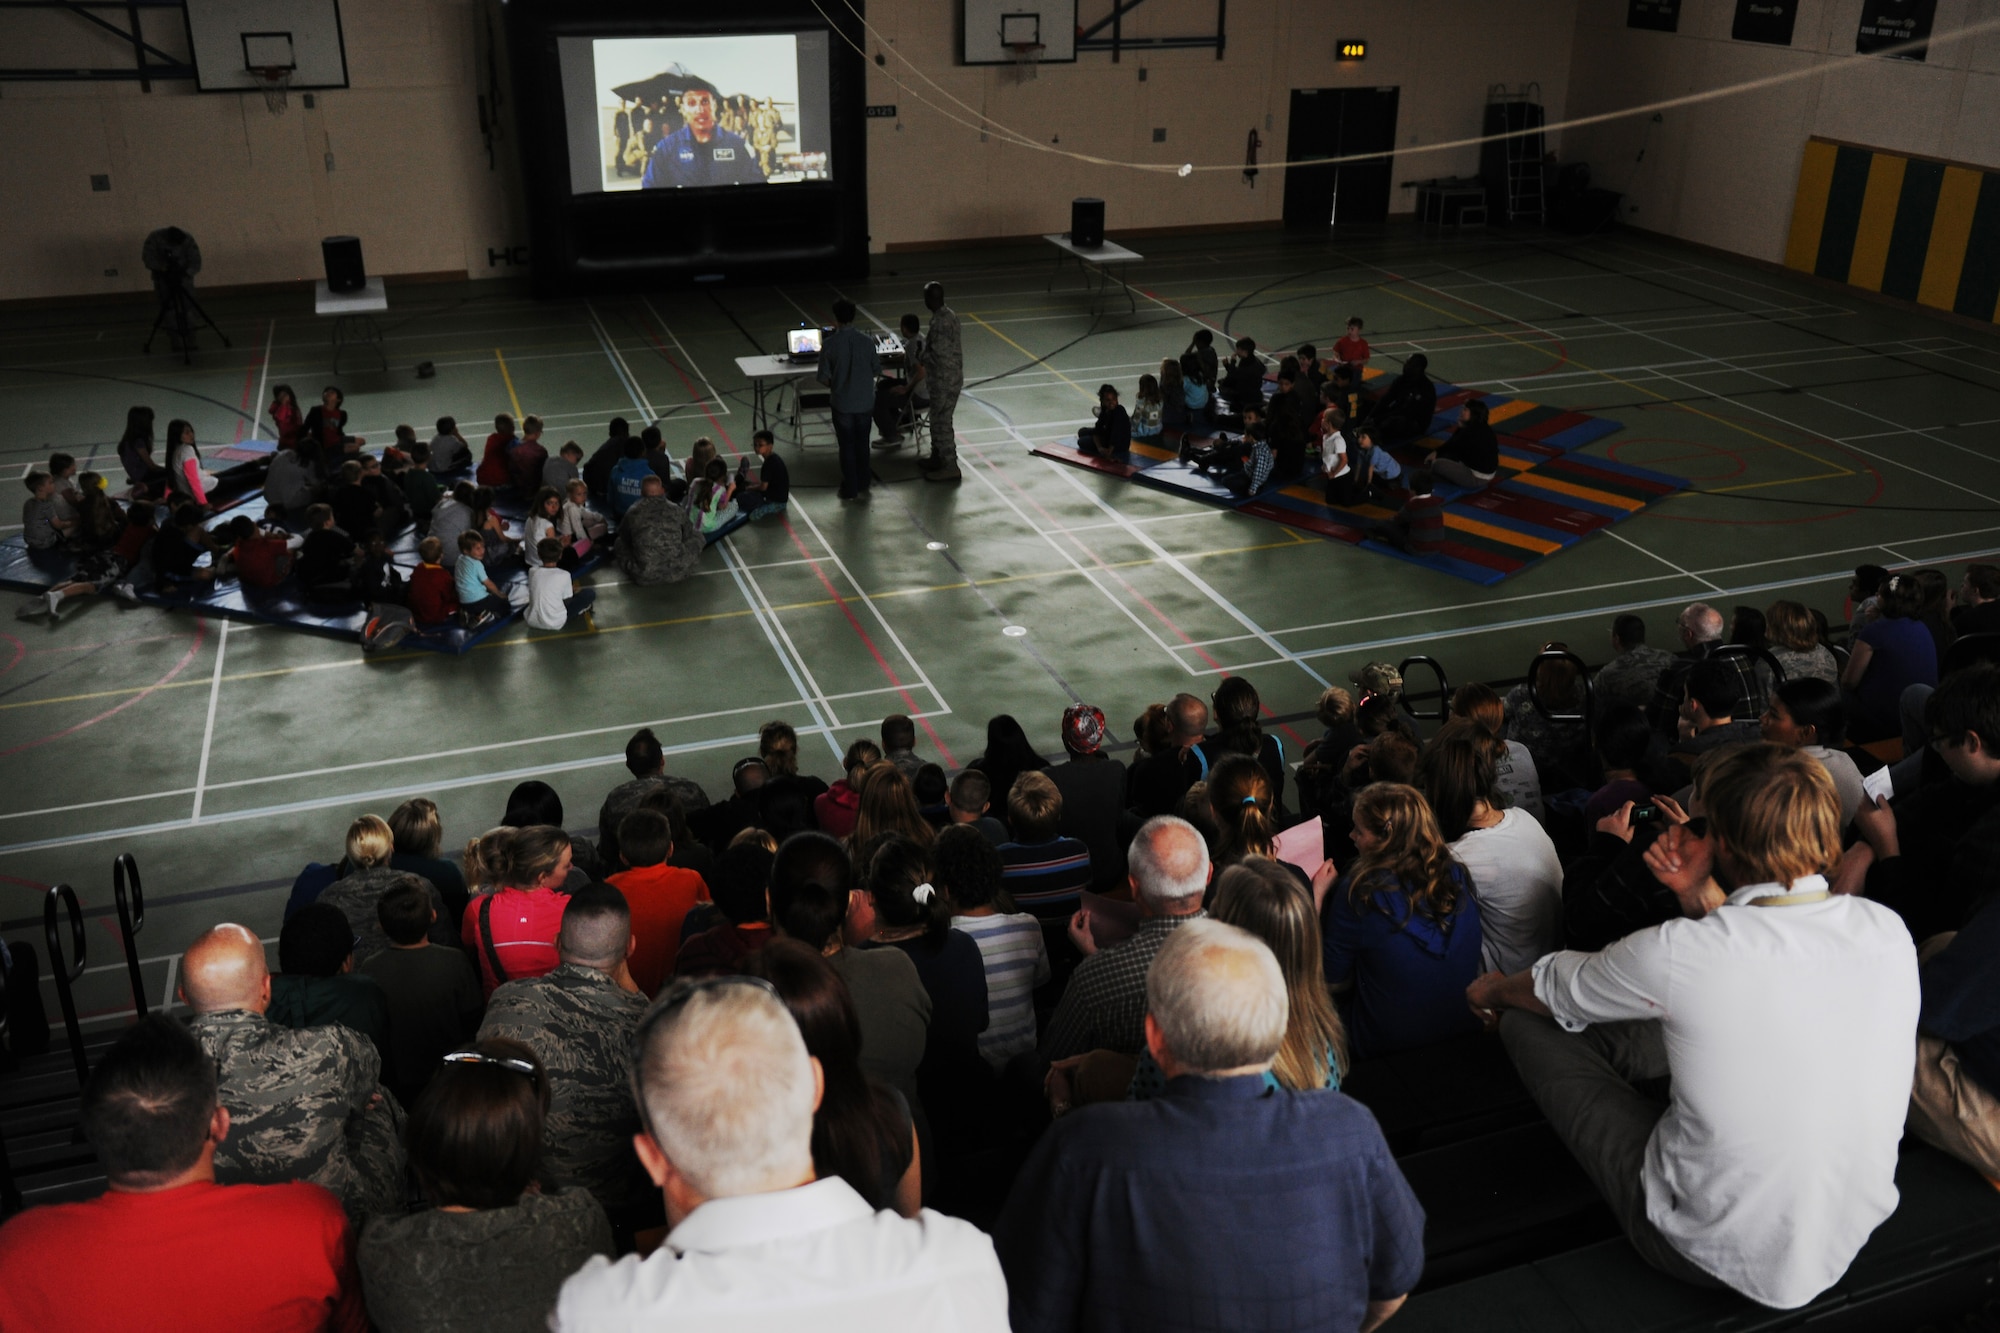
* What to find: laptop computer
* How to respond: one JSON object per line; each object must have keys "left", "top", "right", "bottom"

{"left": 785, "top": 327, "right": 823, "bottom": 363}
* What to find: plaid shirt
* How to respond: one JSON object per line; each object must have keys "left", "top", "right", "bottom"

{"left": 1648, "top": 644, "right": 1768, "bottom": 735}
{"left": 1038, "top": 910, "right": 1205, "bottom": 1061}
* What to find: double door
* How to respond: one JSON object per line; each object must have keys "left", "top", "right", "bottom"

{"left": 1282, "top": 86, "right": 1401, "bottom": 229}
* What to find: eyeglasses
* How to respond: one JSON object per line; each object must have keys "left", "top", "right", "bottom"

{"left": 441, "top": 1050, "right": 541, "bottom": 1087}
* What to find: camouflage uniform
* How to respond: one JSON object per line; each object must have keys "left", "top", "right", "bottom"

{"left": 596, "top": 775, "right": 711, "bottom": 866}
{"left": 922, "top": 304, "right": 964, "bottom": 472}
{"left": 477, "top": 963, "right": 651, "bottom": 1212}
{"left": 1593, "top": 644, "right": 1676, "bottom": 711}
{"left": 614, "top": 495, "right": 704, "bottom": 585}
{"left": 1502, "top": 682, "right": 1593, "bottom": 794}
{"left": 191, "top": 1008, "right": 405, "bottom": 1222}
{"left": 317, "top": 865, "right": 452, "bottom": 965}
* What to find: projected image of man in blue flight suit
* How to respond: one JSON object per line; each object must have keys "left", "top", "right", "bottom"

{"left": 641, "top": 77, "right": 768, "bottom": 188}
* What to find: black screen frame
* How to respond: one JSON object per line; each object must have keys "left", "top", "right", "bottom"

{"left": 507, "top": 0, "right": 869, "bottom": 296}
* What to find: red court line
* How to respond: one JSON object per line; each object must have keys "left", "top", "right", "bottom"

{"left": 0, "top": 633, "right": 24, "bottom": 679}
{"left": 232, "top": 346, "right": 264, "bottom": 445}
{"left": 0, "top": 621, "right": 207, "bottom": 758}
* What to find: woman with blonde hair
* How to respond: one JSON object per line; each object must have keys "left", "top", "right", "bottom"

{"left": 316, "top": 814, "right": 451, "bottom": 965}
{"left": 1321, "top": 783, "right": 1484, "bottom": 1058}
{"left": 1764, "top": 599, "right": 1839, "bottom": 686}
{"left": 388, "top": 796, "right": 468, "bottom": 922}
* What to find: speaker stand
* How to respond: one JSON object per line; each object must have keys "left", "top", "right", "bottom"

{"left": 143, "top": 280, "right": 231, "bottom": 365}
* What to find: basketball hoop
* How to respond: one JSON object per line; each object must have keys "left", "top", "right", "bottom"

{"left": 250, "top": 65, "right": 291, "bottom": 114}
{"left": 1005, "top": 41, "right": 1044, "bottom": 83}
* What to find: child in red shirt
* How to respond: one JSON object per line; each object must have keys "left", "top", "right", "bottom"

{"left": 1333, "top": 316, "right": 1371, "bottom": 384}
{"left": 269, "top": 384, "right": 302, "bottom": 449}
{"left": 408, "top": 536, "right": 459, "bottom": 626}
{"left": 604, "top": 809, "right": 710, "bottom": 997}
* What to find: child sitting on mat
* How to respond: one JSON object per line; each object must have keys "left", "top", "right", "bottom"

{"left": 1333, "top": 316, "right": 1370, "bottom": 385}
{"left": 453, "top": 530, "right": 523, "bottom": 630}
{"left": 688, "top": 458, "right": 736, "bottom": 537}
{"left": 409, "top": 536, "right": 458, "bottom": 627}
{"left": 1076, "top": 383, "right": 1131, "bottom": 459}
{"left": 1130, "top": 374, "right": 1164, "bottom": 448}
{"left": 559, "top": 479, "right": 607, "bottom": 553}
{"left": 524, "top": 537, "right": 595, "bottom": 632}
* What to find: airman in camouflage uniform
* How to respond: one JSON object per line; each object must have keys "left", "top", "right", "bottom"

{"left": 614, "top": 481, "right": 704, "bottom": 585}
{"left": 316, "top": 866, "right": 451, "bottom": 964}
{"left": 921, "top": 281, "right": 964, "bottom": 482}
{"left": 179, "top": 924, "right": 405, "bottom": 1222}
{"left": 478, "top": 908, "right": 651, "bottom": 1214}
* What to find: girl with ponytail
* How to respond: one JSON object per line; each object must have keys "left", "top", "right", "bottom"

{"left": 1208, "top": 755, "right": 1306, "bottom": 885}
{"left": 460, "top": 824, "right": 573, "bottom": 997}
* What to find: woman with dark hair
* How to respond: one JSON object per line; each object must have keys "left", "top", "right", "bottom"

{"left": 1419, "top": 724, "right": 1562, "bottom": 975}
{"left": 815, "top": 740, "right": 880, "bottom": 840}
{"left": 1450, "top": 682, "right": 1545, "bottom": 823}
{"left": 1843, "top": 572, "right": 1939, "bottom": 742}
{"left": 850, "top": 761, "right": 934, "bottom": 853}
{"left": 467, "top": 485, "right": 513, "bottom": 558}
{"left": 1125, "top": 702, "right": 1190, "bottom": 819}
{"left": 758, "top": 720, "right": 830, "bottom": 839}
{"left": 745, "top": 940, "right": 921, "bottom": 1216}
{"left": 116, "top": 405, "right": 169, "bottom": 490}
{"left": 460, "top": 826, "right": 574, "bottom": 996}
{"left": 267, "top": 384, "right": 302, "bottom": 450}
{"left": 1205, "top": 756, "right": 1305, "bottom": 887}
{"left": 1427, "top": 397, "right": 1498, "bottom": 488}
{"left": 1761, "top": 677, "right": 1866, "bottom": 826}
{"left": 501, "top": 781, "right": 564, "bottom": 831}
{"left": 162, "top": 418, "right": 216, "bottom": 508}
{"left": 1158, "top": 357, "right": 1189, "bottom": 433}
{"left": 1201, "top": 676, "right": 1286, "bottom": 806}
{"left": 357, "top": 1038, "right": 612, "bottom": 1332}
{"left": 524, "top": 487, "right": 577, "bottom": 571}
{"left": 1321, "top": 783, "right": 1483, "bottom": 1058}
{"left": 968, "top": 715, "right": 1047, "bottom": 817}
{"left": 1178, "top": 351, "right": 1212, "bottom": 431}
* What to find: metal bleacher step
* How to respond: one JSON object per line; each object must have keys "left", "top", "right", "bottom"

{"left": 18, "top": 1160, "right": 106, "bottom": 1210}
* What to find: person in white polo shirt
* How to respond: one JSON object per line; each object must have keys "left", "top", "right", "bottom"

{"left": 552, "top": 975, "right": 1009, "bottom": 1333}
{"left": 1465, "top": 744, "right": 1918, "bottom": 1310}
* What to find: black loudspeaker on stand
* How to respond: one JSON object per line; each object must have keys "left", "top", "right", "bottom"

{"left": 322, "top": 236, "right": 367, "bottom": 292}
{"left": 1070, "top": 198, "right": 1105, "bottom": 249}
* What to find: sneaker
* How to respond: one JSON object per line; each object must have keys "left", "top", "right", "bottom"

{"left": 111, "top": 581, "right": 139, "bottom": 604}
{"left": 45, "top": 590, "right": 64, "bottom": 617}
{"left": 873, "top": 434, "right": 903, "bottom": 449}
{"left": 581, "top": 611, "right": 598, "bottom": 633}
{"left": 465, "top": 610, "right": 496, "bottom": 632}
{"left": 924, "top": 467, "right": 964, "bottom": 484}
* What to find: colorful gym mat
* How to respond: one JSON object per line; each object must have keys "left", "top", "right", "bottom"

{"left": 1032, "top": 380, "right": 1685, "bottom": 585}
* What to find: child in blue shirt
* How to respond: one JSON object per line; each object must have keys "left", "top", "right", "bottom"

{"left": 608, "top": 439, "right": 653, "bottom": 519}
{"left": 453, "top": 531, "right": 516, "bottom": 629}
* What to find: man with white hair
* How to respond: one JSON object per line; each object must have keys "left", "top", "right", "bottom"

{"left": 997, "top": 921, "right": 1425, "bottom": 1332}
{"left": 553, "top": 977, "right": 1009, "bottom": 1332}
{"left": 1037, "top": 816, "right": 1210, "bottom": 1062}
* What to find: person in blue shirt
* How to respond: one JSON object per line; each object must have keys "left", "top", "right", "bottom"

{"left": 1321, "top": 780, "right": 1484, "bottom": 1059}
{"left": 607, "top": 438, "right": 653, "bottom": 519}
{"left": 640, "top": 82, "right": 767, "bottom": 188}
{"left": 996, "top": 918, "right": 1425, "bottom": 1333}
{"left": 817, "top": 298, "right": 880, "bottom": 500}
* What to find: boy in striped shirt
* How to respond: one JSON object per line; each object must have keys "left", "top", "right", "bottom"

{"left": 939, "top": 825, "right": 1050, "bottom": 1067}
{"left": 997, "top": 771, "right": 1094, "bottom": 922}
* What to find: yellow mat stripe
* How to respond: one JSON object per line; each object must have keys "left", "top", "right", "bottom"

{"left": 1512, "top": 472, "right": 1646, "bottom": 512}
{"left": 1440, "top": 512, "right": 1564, "bottom": 554}
{"left": 1918, "top": 166, "right": 1984, "bottom": 311}
{"left": 1785, "top": 140, "right": 1841, "bottom": 273}
{"left": 1847, "top": 153, "right": 1907, "bottom": 293}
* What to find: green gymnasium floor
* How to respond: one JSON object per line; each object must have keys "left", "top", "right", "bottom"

{"left": 5, "top": 224, "right": 2000, "bottom": 1028}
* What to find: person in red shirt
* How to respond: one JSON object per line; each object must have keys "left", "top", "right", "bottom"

{"left": 605, "top": 808, "right": 710, "bottom": 997}
{"left": 463, "top": 825, "right": 574, "bottom": 997}
{"left": 814, "top": 739, "right": 882, "bottom": 839}
{"left": 269, "top": 383, "right": 303, "bottom": 450}
{"left": 0, "top": 1014, "right": 366, "bottom": 1333}
{"left": 478, "top": 413, "right": 516, "bottom": 488}
{"left": 508, "top": 415, "right": 550, "bottom": 497}
{"left": 229, "top": 514, "right": 295, "bottom": 589}
{"left": 409, "top": 535, "right": 459, "bottom": 626}
{"left": 1332, "top": 315, "right": 1371, "bottom": 386}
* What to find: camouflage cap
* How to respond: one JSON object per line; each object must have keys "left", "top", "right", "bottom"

{"left": 1350, "top": 661, "right": 1403, "bottom": 696}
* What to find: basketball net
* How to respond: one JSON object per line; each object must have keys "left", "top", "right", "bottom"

{"left": 1006, "top": 42, "right": 1043, "bottom": 84}
{"left": 252, "top": 66, "right": 291, "bottom": 114}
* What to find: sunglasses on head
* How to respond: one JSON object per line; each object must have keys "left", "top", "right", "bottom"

{"left": 441, "top": 1049, "right": 540, "bottom": 1088}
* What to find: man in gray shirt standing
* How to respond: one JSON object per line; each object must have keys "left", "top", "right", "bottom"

{"left": 921, "top": 281, "right": 964, "bottom": 483}
{"left": 817, "top": 299, "right": 879, "bottom": 501}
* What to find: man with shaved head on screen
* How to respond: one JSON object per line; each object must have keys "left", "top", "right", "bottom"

{"left": 641, "top": 75, "right": 767, "bottom": 188}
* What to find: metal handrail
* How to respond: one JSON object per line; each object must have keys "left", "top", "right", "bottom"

{"left": 43, "top": 884, "right": 88, "bottom": 1088}
{"left": 113, "top": 853, "right": 147, "bottom": 1018}
{"left": 1525, "top": 647, "right": 1594, "bottom": 724}
{"left": 1396, "top": 655, "right": 1453, "bottom": 725}
{"left": 1708, "top": 642, "right": 1788, "bottom": 688}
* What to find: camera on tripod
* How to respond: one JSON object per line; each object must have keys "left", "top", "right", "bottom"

{"left": 143, "top": 226, "right": 230, "bottom": 364}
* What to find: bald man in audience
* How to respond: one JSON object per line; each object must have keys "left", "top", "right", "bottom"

{"left": 553, "top": 975, "right": 1008, "bottom": 1331}
{"left": 999, "top": 921, "right": 1425, "bottom": 1332}
{"left": 180, "top": 923, "right": 405, "bottom": 1222}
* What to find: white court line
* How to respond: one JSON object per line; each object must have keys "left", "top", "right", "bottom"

{"left": 248, "top": 320, "right": 274, "bottom": 441}
{"left": 1601, "top": 528, "right": 1724, "bottom": 594}
{"left": 584, "top": 302, "right": 663, "bottom": 422}
{"left": 788, "top": 503, "right": 956, "bottom": 722}
{"left": 639, "top": 295, "right": 731, "bottom": 417}
{"left": 189, "top": 620, "right": 228, "bottom": 822}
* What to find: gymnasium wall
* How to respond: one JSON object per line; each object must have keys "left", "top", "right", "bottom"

{"left": 1562, "top": 0, "right": 2000, "bottom": 266}
{"left": 0, "top": 0, "right": 521, "bottom": 304}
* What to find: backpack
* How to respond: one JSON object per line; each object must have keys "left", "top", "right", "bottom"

{"left": 362, "top": 604, "right": 417, "bottom": 654}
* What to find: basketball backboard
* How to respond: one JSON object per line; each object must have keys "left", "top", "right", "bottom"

{"left": 962, "top": 0, "right": 1077, "bottom": 64}
{"left": 185, "top": 0, "right": 348, "bottom": 92}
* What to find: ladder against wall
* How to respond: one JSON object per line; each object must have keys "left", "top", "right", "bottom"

{"left": 1481, "top": 84, "right": 1546, "bottom": 226}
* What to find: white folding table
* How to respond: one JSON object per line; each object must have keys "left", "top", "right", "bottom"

{"left": 315, "top": 278, "right": 388, "bottom": 374}
{"left": 1043, "top": 234, "right": 1143, "bottom": 314}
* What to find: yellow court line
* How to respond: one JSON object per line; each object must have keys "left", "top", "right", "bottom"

{"left": 964, "top": 313, "right": 1096, "bottom": 399}
{"left": 1701, "top": 470, "right": 1868, "bottom": 495}
{"left": 495, "top": 348, "right": 524, "bottom": 421}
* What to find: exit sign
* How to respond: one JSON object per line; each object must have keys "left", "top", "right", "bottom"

{"left": 1338, "top": 39, "right": 1367, "bottom": 59}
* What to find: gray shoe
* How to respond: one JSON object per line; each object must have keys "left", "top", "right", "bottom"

{"left": 111, "top": 581, "right": 139, "bottom": 604}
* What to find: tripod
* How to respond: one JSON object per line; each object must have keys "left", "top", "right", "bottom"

{"left": 143, "top": 274, "right": 229, "bottom": 365}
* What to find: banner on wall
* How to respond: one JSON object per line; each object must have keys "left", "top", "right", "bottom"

{"left": 1732, "top": 0, "right": 1797, "bottom": 45}
{"left": 1627, "top": 0, "right": 1681, "bottom": 32}
{"left": 1856, "top": 0, "right": 1936, "bottom": 59}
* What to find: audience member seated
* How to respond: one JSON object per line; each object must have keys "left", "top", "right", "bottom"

{"left": 328, "top": 460, "right": 381, "bottom": 538}
{"left": 1560, "top": 762, "right": 1697, "bottom": 956}
{"left": 264, "top": 440, "right": 315, "bottom": 520}
{"left": 1178, "top": 351, "right": 1213, "bottom": 432}
{"left": 593, "top": 727, "right": 707, "bottom": 867}
{"left": 1765, "top": 598, "right": 1840, "bottom": 686}
{"left": 269, "top": 902, "right": 392, "bottom": 1056}
{"left": 1650, "top": 602, "right": 1766, "bottom": 736}
{"left": 1908, "top": 893, "right": 2000, "bottom": 1183}
{"left": 606, "top": 809, "right": 710, "bottom": 998}
{"left": 1206, "top": 756, "right": 1300, "bottom": 883}
{"left": 358, "top": 878, "right": 484, "bottom": 1109}
{"left": 297, "top": 503, "right": 361, "bottom": 600}
{"left": 1502, "top": 645, "right": 1593, "bottom": 793}
{"left": 1421, "top": 726, "right": 1563, "bottom": 974}
{"left": 1126, "top": 694, "right": 1210, "bottom": 818}
{"left": 997, "top": 920, "right": 1423, "bottom": 1333}
{"left": 1758, "top": 678, "right": 1866, "bottom": 827}
{"left": 319, "top": 813, "right": 453, "bottom": 964}
{"left": 675, "top": 839, "right": 778, "bottom": 977}
{"left": 1423, "top": 397, "right": 1499, "bottom": 490}
{"left": 849, "top": 760, "right": 936, "bottom": 852}
{"left": 429, "top": 484, "right": 477, "bottom": 570}
{"left": 509, "top": 415, "right": 551, "bottom": 496}
{"left": 1201, "top": 676, "right": 1286, "bottom": 808}
{"left": 997, "top": 772, "right": 1093, "bottom": 923}
{"left": 1045, "top": 703, "right": 1128, "bottom": 889}
{"left": 1076, "top": 382, "right": 1131, "bottom": 459}
{"left": 1843, "top": 572, "right": 1940, "bottom": 743}
{"left": 756, "top": 719, "right": 830, "bottom": 839}
{"left": 1470, "top": 744, "right": 1919, "bottom": 1309}
{"left": 1129, "top": 373, "right": 1165, "bottom": 447}
{"left": 945, "top": 768, "right": 1009, "bottom": 845}
{"left": 478, "top": 414, "right": 516, "bottom": 488}
{"left": 815, "top": 739, "right": 879, "bottom": 838}
{"left": 479, "top": 884, "right": 655, "bottom": 1234}
{"left": 1578, "top": 704, "right": 1661, "bottom": 828}
{"left": 552, "top": 975, "right": 1007, "bottom": 1331}
{"left": 428, "top": 415, "right": 471, "bottom": 474}
{"left": 464, "top": 826, "right": 576, "bottom": 997}
{"left": 969, "top": 714, "right": 1049, "bottom": 814}
{"left": 770, "top": 832, "right": 932, "bottom": 1124}
{"left": 1265, "top": 366, "right": 1309, "bottom": 480}
{"left": 1847, "top": 666, "right": 2000, "bottom": 942}
{"left": 688, "top": 756, "right": 769, "bottom": 852}
{"left": 1952, "top": 563, "right": 2000, "bottom": 637}
{"left": 180, "top": 924, "right": 405, "bottom": 1222}
{"left": 0, "top": 1016, "right": 367, "bottom": 1333}
{"left": 748, "top": 940, "right": 923, "bottom": 1216}
{"left": 613, "top": 475, "right": 705, "bottom": 586}
{"left": 1364, "top": 352, "right": 1435, "bottom": 443}
{"left": 387, "top": 796, "right": 469, "bottom": 923}
{"left": 1322, "top": 782, "right": 1484, "bottom": 1059}
{"left": 1666, "top": 658, "right": 1765, "bottom": 778}
{"left": 1041, "top": 816, "right": 1208, "bottom": 1063}
{"left": 1451, "top": 682, "right": 1547, "bottom": 823}
{"left": 936, "top": 824, "right": 1049, "bottom": 1069}
{"left": 359, "top": 1037, "right": 613, "bottom": 1333}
